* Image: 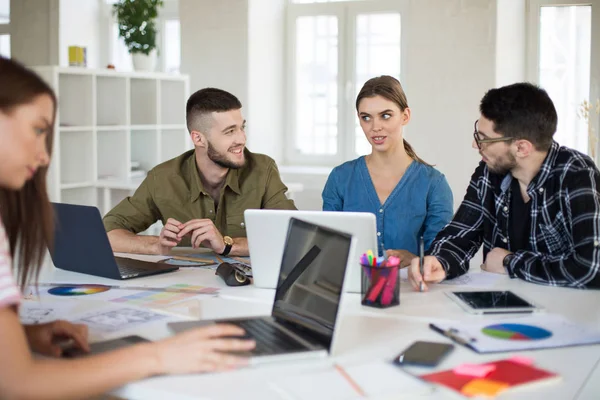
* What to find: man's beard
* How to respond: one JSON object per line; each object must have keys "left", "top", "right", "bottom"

{"left": 207, "top": 140, "right": 246, "bottom": 169}
{"left": 485, "top": 151, "right": 517, "bottom": 175}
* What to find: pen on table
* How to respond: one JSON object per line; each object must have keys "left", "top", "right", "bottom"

{"left": 419, "top": 235, "right": 425, "bottom": 292}
{"left": 429, "top": 323, "right": 477, "bottom": 351}
{"left": 334, "top": 363, "right": 366, "bottom": 397}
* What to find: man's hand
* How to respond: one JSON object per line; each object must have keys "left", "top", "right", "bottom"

{"left": 177, "top": 219, "right": 226, "bottom": 253}
{"left": 385, "top": 249, "right": 417, "bottom": 268}
{"left": 408, "top": 255, "right": 447, "bottom": 292}
{"left": 156, "top": 218, "right": 183, "bottom": 255}
{"left": 482, "top": 247, "right": 511, "bottom": 274}
{"left": 24, "top": 320, "right": 90, "bottom": 357}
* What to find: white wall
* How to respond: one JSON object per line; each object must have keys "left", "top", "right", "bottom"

{"left": 403, "top": 0, "right": 496, "bottom": 213}
{"left": 9, "top": 0, "right": 59, "bottom": 66}
{"left": 59, "top": 0, "right": 101, "bottom": 68}
{"left": 179, "top": 0, "right": 249, "bottom": 105}
{"left": 247, "top": 0, "right": 285, "bottom": 163}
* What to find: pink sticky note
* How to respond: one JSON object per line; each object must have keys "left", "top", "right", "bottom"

{"left": 453, "top": 363, "right": 496, "bottom": 378}
{"left": 509, "top": 356, "right": 534, "bottom": 366}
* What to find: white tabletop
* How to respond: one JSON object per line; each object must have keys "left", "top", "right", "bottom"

{"left": 35, "top": 253, "right": 600, "bottom": 400}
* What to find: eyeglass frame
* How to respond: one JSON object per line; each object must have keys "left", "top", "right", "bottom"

{"left": 473, "top": 119, "right": 514, "bottom": 150}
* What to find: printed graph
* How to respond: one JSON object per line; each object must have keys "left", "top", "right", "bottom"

{"left": 109, "top": 284, "right": 218, "bottom": 307}
{"left": 482, "top": 323, "right": 553, "bottom": 341}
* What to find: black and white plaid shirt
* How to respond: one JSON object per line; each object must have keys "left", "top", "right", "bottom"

{"left": 429, "top": 141, "right": 600, "bottom": 289}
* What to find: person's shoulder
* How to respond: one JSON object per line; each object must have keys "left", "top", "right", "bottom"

{"left": 330, "top": 157, "right": 364, "bottom": 176}
{"left": 245, "top": 149, "right": 276, "bottom": 166}
{"left": 556, "top": 145, "right": 597, "bottom": 170}
{"left": 414, "top": 162, "right": 447, "bottom": 181}
{"left": 149, "top": 150, "right": 195, "bottom": 178}
{"left": 554, "top": 145, "right": 600, "bottom": 182}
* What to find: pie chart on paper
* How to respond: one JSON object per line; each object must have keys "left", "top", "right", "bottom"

{"left": 481, "top": 323, "right": 553, "bottom": 341}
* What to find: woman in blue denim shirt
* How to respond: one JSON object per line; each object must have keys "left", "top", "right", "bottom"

{"left": 322, "top": 76, "right": 453, "bottom": 266}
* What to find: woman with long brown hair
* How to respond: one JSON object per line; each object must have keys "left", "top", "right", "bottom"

{"left": 0, "top": 56, "right": 254, "bottom": 399}
{"left": 322, "top": 75, "right": 453, "bottom": 266}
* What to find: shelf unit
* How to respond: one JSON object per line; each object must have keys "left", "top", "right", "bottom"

{"left": 32, "top": 66, "right": 191, "bottom": 215}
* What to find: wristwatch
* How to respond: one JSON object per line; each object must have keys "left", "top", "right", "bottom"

{"left": 220, "top": 236, "right": 233, "bottom": 256}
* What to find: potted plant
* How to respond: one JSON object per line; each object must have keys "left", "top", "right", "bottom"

{"left": 113, "top": 0, "right": 164, "bottom": 72}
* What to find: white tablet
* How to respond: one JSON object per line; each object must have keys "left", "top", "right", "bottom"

{"left": 446, "top": 290, "right": 543, "bottom": 315}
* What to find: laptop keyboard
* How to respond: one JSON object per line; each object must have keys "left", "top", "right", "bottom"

{"left": 114, "top": 257, "right": 156, "bottom": 277}
{"left": 232, "top": 319, "right": 308, "bottom": 355}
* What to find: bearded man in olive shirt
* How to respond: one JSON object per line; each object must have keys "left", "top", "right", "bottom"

{"left": 103, "top": 88, "right": 296, "bottom": 256}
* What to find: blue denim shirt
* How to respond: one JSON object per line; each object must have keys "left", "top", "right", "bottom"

{"left": 322, "top": 157, "right": 453, "bottom": 256}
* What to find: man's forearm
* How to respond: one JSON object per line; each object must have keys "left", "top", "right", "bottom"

{"left": 229, "top": 238, "right": 249, "bottom": 257}
{"left": 107, "top": 229, "right": 161, "bottom": 255}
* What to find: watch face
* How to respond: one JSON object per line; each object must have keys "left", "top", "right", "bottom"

{"left": 503, "top": 254, "right": 512, "bottom": 267}
{"left": 224, "top": 236, "right": 233, "bottom": 245}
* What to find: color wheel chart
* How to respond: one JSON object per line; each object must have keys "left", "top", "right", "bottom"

{"left": 48, "top": 284, "right": 110, "bottom": 296}
{"left": 482, "top": 323, "right": 553, "bottom": 341}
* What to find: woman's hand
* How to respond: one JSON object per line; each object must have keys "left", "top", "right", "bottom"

{"left": 385, "top": 249, "right": 417, "bottom": 268}
{"left": 153, "top": 323, "right": 256, "bottom": 374}
{"left": 24, "top": 320, "right": 90, "bottom": 357}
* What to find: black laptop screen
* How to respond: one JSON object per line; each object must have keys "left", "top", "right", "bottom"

{"left": 272, "top": 218, "right": 352, "bottom": 349}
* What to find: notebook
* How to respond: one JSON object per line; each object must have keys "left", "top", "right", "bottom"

{"left": 421, "top": 359, "right": 560, "bottom": 397}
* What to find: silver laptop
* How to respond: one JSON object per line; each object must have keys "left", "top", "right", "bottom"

{"left": 169, "top": 217, "right": 355, "bottom": 364}
{"left": 244, "top": 209, "right": 377, "bottom": 293}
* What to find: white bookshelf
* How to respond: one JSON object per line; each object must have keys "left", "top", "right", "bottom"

{"left": 31, "top": 66, "right": 191, "bottom": 217}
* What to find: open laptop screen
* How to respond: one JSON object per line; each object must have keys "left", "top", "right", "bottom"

{"left": 272, "top": 217, "right": 352, "bottom": 349}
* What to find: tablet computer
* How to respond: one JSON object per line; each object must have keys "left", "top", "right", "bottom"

{"left": 446, "top": 291, "right": 542, "bottom": 314}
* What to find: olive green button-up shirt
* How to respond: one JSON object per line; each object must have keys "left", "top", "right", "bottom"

{"left": 103, "top": 149, "right": 296, "bottom": 245}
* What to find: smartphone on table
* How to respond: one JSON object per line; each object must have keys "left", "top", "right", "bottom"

{"left": 392, "top": 340, "right": 454, "bottom": 367}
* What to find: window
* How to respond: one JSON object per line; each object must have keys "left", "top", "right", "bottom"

{"left": 540, "top": 5, "right": 591, "bottom": 153}
{"left": 0, "top": 34, "right": 9, "bottom": 58}
{"left": 0, "top": 0, "right": 8, "bottom": 24}
{"left": 163, "top": 19, "right": 180, "bottom": 74}
{"left": 287, "top": 0, "right": 404, "bottom": 165}
{"left": 529, "top": 0, "right": 598, "bottom": 156}
{"left": 0, "top": 0, "right": 9, "bottom": 58}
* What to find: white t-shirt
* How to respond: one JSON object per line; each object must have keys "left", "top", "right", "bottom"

{"left": 0, "top": 215, "right": 20, "bottom": 308}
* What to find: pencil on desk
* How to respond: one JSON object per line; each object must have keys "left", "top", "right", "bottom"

{"left": 335, "top": 364, "right": 366, "bottom": 397}
{"left": 170, "top": 255, "right": 215, "bottom": 264}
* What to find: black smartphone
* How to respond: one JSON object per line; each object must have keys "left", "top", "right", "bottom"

{"left": 393, "top": 341, "right": 454, "bottom": 367}
{"left": 63, "top": 335, "right": 149, "bottom": 358}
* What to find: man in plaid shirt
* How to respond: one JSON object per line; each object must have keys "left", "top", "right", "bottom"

{"left": 409, "top": 82, "right": 600, "bottom": 290}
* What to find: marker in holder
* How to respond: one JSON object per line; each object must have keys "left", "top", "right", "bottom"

{"left": 360, "top": 251, "right": 400, "bottom": 308}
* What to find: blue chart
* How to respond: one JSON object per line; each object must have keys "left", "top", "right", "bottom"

{"left": 482, "top": 323, "right": 553, "bottom": 341}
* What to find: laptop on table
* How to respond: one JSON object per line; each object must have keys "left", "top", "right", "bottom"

{"left": 244, "top": 209, "right": 377, "bottom": 293}
{"left": 169, "top": 217, "right": 355, "bottom": 364}
{"left": 50, "top": 203, "right": 178, "bottom": 280}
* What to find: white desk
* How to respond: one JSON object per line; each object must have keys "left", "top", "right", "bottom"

{"left": 36, "top": 257, "right": 600, "bottom": 400}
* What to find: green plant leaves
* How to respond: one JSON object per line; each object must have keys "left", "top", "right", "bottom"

{"left": 113, "top": 0, "right": 164, "bottom": 55}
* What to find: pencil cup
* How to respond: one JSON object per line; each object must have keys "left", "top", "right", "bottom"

{"left": 361, "top": 264, "right": 400, "bottom": 308}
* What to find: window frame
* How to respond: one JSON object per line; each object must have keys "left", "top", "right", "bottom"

{"left": 285, "top": 0, "right": 408, "bottom": 166}
{"left": 526, "top": 0, "right": 600, "bottom": 158}
{"left": 0, "top": 1, "right": 9, "bottom": 58}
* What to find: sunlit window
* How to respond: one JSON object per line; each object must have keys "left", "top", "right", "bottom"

{"left": 539, "top": 5, "right": 591, "bottom": 153}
